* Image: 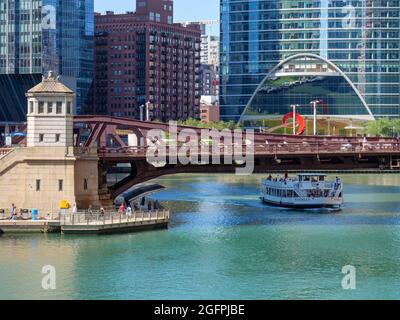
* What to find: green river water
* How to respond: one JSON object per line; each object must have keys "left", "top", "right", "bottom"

{"left": 1, "top": 174, "right": 400, "bottom": 300}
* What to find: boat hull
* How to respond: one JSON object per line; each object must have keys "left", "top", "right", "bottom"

{"left": 261, "top": 197, "right": 342, "bottom": 209}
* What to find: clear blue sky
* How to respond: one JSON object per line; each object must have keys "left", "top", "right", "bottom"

{"left": 94, "top": 0, "right": 219, "bottom": 22}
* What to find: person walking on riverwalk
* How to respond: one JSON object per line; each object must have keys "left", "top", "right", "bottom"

{"left": 126, "top": 206, "right": 132, "bottom": 218}
{"left": 9, "top": 204, "right": 16, "bottom": 220}
{"left": 118, "top": 203, "right": 126, "bottom": 216}
{"left": 72, "top": 204, "right": 78, "bottom": 215}
{"left": 87, "top": 205, "right": 93, "bottom": 217}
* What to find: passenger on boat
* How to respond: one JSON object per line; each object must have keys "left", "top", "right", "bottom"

{"left": 334, "top": 177, "right": 342, "bottom": 190}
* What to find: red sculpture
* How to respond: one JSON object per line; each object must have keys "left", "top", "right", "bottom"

{"left": 282, "top": 112, "right": 305, "bottom": 135}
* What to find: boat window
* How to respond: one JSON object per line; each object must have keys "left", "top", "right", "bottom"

{"left": 304, "top": 176, "right": 310, "bottom": 181}
{"left": 319, "top": 176, "right": 325, "bottom": 181}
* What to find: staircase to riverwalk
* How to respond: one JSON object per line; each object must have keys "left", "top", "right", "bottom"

{"left": 0, "top": 148, "right": 22, "bottom": 176}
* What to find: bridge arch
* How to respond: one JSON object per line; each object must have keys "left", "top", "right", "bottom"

{"left": 239, "top": 53, "right": 375, "bottom": 123}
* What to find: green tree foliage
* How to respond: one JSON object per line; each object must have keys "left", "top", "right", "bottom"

{"left": 363, "top": 118, "right": 400, "bottom": 137}
{"left": 177, "top": 118, "right": 241, "bottom": 130}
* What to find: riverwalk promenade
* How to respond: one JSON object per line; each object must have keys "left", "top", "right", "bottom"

{"left": 0, "top": 210, "right": 169, "bottom": 235}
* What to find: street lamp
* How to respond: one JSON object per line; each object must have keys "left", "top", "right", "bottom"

{"left": 145, "top": 101, "right": 151, "bottom": 122}
{"left": 138, "top": 101, "right": 151, "bottom": 121}
{"left": 139, "top": 104, "right": 145, "bottom": 121}
{"left": 310, "top": 100, "right": 323, "bottom": 136}
{"left": 290, "top": 104, "right": 300, "bottom": 136}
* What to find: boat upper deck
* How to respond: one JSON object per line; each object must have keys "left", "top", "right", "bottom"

{"left": 262, "top": 174, "right": 341, "bottom": 190}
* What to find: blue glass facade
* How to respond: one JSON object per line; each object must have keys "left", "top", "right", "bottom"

{"left": 220, "top": 0, "right": 400, "bottom": 122}
{"left": 0, "top": 0, "right": 93, "bottom": 120}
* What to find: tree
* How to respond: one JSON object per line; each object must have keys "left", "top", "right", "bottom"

{"left": 363, "top": 118, "right": 400, "bottom": 137}
{"left": 177, "top": 118, "right": 241, "bottom": 130}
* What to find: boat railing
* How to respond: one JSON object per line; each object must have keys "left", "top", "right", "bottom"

{"left": 294, "top": 183, "right": 308, "bottom": 199}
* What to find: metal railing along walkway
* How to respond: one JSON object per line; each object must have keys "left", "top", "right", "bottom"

{"left": 60, "top": 210, "right": 170, "bottom": 226}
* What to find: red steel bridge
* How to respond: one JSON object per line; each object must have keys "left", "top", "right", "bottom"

{"left": 5, "top": 115, "right": 400, "bottom": 198}
{"left": 71, "top": 116, "right": 400, "bottom": 198}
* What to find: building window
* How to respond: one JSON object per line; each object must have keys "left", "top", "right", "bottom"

{"left": 58, "top": 180, "right": 63, "bottom": 191}
{"left": 47, "top": 102, "right": 53, "bottom": 113}
{"left": 39, "top": 134, "right": 44, "bottom": 142}
{"left": 36, "top": 180, "right": 41, "bottom": 191}
{"left": 29, "top": 101, "right": 34, "bottom": 114}
{"left": 83, "top": 178, "right": 88, "bottom": 191}
{"left": 55, "top": 134, "right": 60, "bottom": 142}
{"left": 66, "top": 102, "right": 71, "bottom": 115}
{"left": 56, "top": 102, "right": 62, "bottom": 114}
{"left": 38, "top": 102, "right": 44, "bottom": 114}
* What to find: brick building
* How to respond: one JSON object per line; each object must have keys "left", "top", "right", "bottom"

{"left": 92, "top": 0, "right": 201, "bottom": 122}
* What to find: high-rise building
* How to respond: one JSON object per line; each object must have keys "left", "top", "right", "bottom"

{"left": 200, "top": 64, "right": 218, "bottom": 97}
{"left": 92, "top": 0, "right": 201, "bottom": 122}
{"left": 199, "top": 24, "right": 219, "bottom": 103}
{"left": 220, "top": 0, "right": 400, "bottom": 123}
{"left": 201, "top": 34, "right": 220, "bottom": 67}
{"left": 0, "top": 0, "right": 94, "bottom": 122}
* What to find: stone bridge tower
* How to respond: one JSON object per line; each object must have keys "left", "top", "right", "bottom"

{"left": 0, "top": 72, "right": 101, "bottom": 216}
{"left": 26, "top": 71, "right": 74, "bottom": 147}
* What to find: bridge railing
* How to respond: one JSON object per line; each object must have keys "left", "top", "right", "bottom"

{"left": 0, "top": 148, "right": 13, "bottom": 159}
{"left": 256, "top": 142, "right": 400, "bottom": 155}
{"left": 96, "top": 141, "right": 400, "bottom": 157}
{"left": 60, "top": 210, "right": 170, "bottom": 226}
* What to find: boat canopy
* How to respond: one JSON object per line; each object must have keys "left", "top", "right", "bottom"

{"left": 297, "top": 173, "right": 327, "bottom": 177}
{"left": 297, "top": 173, "right": 327, "bottom": 182}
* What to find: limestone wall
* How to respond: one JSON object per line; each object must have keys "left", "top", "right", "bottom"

{"left": 0, "top": 147, "right": 101, "bottom": 217}
{"left": 27, "top": 115, "right": 74, "bottom": 147}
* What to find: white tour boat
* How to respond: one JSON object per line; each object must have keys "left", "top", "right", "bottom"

{"left": 260, "top": 173, "right": 343, "bottom": 209}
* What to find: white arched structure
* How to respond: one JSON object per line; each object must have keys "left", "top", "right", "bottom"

{"left": 239, "top": 53, "right": 375, "bottom": 122}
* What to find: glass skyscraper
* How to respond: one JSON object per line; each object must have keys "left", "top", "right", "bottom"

{"left": 0, "top": 0, "right": 93, "bottom": 122}
{"left": 220, "top": 0, "right": 400, "bottom": 123}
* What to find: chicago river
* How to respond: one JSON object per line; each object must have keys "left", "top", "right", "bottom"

{"left": 1, "top": 173, "right": 400, "bottom": 300}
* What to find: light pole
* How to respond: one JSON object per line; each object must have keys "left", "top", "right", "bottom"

{"left": 145, "top": 101, "right": 151, "bottom": 121}
{"left": 290, "top": 104, "right": 300, "bottom": 135}
{"left": 310, "top": 100, "right": 322, "bottom": 136}
{"left": 139, "top": 104, "right": 145, "bottom": 121}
